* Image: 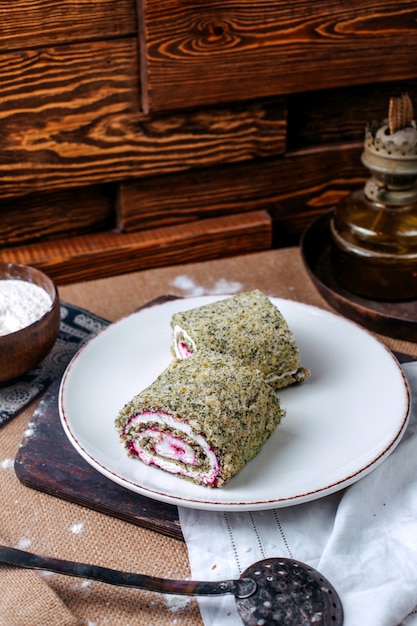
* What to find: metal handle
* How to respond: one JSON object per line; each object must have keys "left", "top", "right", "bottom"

{"left": 0, "top": 545, "right": 256, "bottom": 598}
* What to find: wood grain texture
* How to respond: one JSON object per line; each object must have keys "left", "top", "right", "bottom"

{"left": 0, "top": 0, "right": 137, "bottom": 51}
{"left": 118, "top": 143, "right": 365, "bottom": 239}
{"left": 0, "top": 33, "right": 286, "bottom": 199}
{"left": 287, "top": 80, "right": 417, "bottom": 150}
{"left": 2, "top": 0, "right": 417, "bottom": 283}
{"left": 0, "top": 211, "right": 272, "bottom": 284}
{"left": 138, "top": 0, "right": 417, "bottom": 112}
{"left": 0, "top": 185, "right": 115, "bottom": 246}
{"left": 270, "top": 143, "right": 366, "bottom": 245}
{"left": 0, "top": 38, "right": 140, "bottom": 197}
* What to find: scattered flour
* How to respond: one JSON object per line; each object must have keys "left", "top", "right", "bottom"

{"left": 0, "top": 279, "right": 52, "bottom": 336}
{"left": 164, "top": 594, "right": 191, "bottom": 613}
{"left": 1, "top": 458, "right": 14, "bottom": 470}
{"left": 16, "top": 537, "right": 32, "bottom": 550}
{"left": 80, "top": 580, "right": 91, "bottom": 589}
{"left": 71, "top": 579, "right": 91, "bottom": 598}
{"left": 39, "top": 570, "right": 56, "bottom": 580}
{"left": 171, "top": 276, "right": 242, "bottom": 297}
{"left": 24, "top": 422, "right": 35, "bottom": 437}
{"left": 70, "top": 522, "right": 85, "bottom": 535}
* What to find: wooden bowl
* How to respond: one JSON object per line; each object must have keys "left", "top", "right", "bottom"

{"left": 0, "top": 263, "right": 60, "bottom": 384}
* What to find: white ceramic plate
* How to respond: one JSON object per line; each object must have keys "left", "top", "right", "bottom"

{"left": 59, "top": 296, "right": 410, "bottom": 511}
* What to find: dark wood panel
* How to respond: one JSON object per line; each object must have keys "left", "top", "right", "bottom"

{"left": 138, "top": 0, "right": 417, "bottom": 112}
{"left": 287, "top": 80, "right": 417, "bottom": 150}
{"left": 0, "top": 211, "right": 272, "bottom": 284}
{"left": 0, "top": 35, "right": 286, "bottom": 198}
{"left": 0, "top": 185, "right": 115, "bottom": 246}
{"left": 0, "top": 38, "right": 140, "bottom": 198}
{"left": 118, "top": 143, "right": 365, "bottom": 237}
{"left": 0, "top": 0, "right": 137, "bottom": 51}
{"left": 270, "top": 144, "right": 367, "bottom": 246}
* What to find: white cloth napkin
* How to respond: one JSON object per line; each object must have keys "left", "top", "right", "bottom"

{"left": 179, "top": 361, "right": 417, "bottom": 626}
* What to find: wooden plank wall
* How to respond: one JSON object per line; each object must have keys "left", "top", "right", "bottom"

{"left": 137, "top": 0, "right": 417, "bottom": 112}
{"left": 1, "top": 1, "right": 417, "bottom": 284}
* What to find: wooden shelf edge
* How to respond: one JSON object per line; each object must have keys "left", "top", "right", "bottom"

{"left": 0, "top": 212, "right": 272, "bottom": 285}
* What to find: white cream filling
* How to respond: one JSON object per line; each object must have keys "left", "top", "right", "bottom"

{"left": 266, "top": 368, "right": 300, "bottom": 383}
{"left": 128, "top": 411, "right": 219, "bottom": 486}
{"left": 173, "top": 325, "right": 196, "bottom": 359}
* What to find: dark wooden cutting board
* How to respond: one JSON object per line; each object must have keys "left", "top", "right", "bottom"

{"left": 15, "top": 376, "right": 183, "bottom": 541}
{"left": 15, "top": 295, "right": 183, "bottom": 541}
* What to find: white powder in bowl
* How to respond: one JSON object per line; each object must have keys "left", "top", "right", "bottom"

{"left": 0, "top": 279, "right": 53, "bottom": 336}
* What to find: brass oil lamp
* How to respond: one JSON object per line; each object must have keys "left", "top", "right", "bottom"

{"left": 330, "top": 93, "right": 417, "bottom": 300}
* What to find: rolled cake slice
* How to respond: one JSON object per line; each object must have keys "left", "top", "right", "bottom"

{"left": 171, "top": 290, "right": 309, "bottom": 390}
{"left": 115, "top": 350, "right": 285, "bottom": 488}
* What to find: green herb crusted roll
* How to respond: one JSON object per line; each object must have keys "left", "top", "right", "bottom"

{"left": 171, "top": 290, "right": 310, "bottom": 390}
{"left": 115, "top": 350, "right": 285, "bottom": 488}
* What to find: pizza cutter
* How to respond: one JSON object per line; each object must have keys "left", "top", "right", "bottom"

{"left": 0, "top": 545, "right": 343, "bottom": 625}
